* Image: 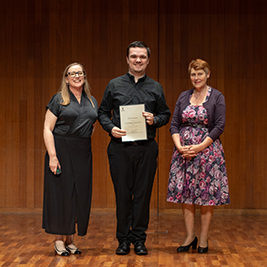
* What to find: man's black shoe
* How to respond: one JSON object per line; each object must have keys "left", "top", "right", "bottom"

{"left": 134, "top": 241, "right": 148, "bottom": 255}
{"left": 116, "top": 241, "right": 130, "bottom": 255}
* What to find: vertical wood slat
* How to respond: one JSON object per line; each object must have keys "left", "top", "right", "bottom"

{"left": 0, "top": 0, "right": 266, "bottom": 211}
{"left": 0, "top": 0, "right": 8, "bottom": 208}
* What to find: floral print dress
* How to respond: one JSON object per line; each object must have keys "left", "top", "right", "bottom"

{"left": 167, "top": 90, "right": 230, "bottom": 206}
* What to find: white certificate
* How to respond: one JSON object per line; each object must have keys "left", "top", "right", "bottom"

{"left": 119, "top": 104, "right": 147, "bottom": 142}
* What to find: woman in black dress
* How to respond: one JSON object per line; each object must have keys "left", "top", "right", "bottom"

{"left": 43, "top": 63, "right": 98, "bottom": 256}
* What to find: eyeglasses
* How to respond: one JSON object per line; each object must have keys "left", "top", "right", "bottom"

{"left": 66, "top": 71, "right": 85, "bottom": 78}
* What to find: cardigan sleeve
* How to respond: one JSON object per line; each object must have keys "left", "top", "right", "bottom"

{"left": 208, "top": 92, "right": 226, "bottom": 141}
{"left": 170, "top": 91, "right": 186, "bottom": 136}
{"left": 170, "top": 90, "right": 191, "bottom": 136}
{"left": 170, "top": 99, "right": 181, "bottom": 135}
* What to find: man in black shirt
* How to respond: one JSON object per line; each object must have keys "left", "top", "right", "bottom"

{"left": 98, "top": 41, "right": 171, "bottom": 255}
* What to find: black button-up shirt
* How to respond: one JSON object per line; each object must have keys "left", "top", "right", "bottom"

{"left": 98, "top": 72, "right": 171, "bottom": 139}
{"left": 47, "top": 91, "right": 98, "bottom": 138}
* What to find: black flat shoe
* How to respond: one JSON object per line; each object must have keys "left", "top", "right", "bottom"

{"left": 177, "top": 236, "right": 198, "bottom": 252}
{"left": 65, "top": 243, "right": 82, "bottom": 255}
{"left": 198, "top": 242, "right": 208, "bottom": 253}
{"left": 134, "top": 241, "right": 148, "bottom": 255}
{"left": 116, "top": 241, "right": 130, "bottom": 255}
{"left": 54, "top": 242, "right": 70, "bottom": 256}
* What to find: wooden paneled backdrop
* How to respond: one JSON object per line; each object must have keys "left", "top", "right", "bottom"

{"left": 0, "top": 0, "right": 266, "bottom": 212}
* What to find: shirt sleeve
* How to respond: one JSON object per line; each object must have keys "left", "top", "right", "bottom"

{"left": 98, "top": 82, "right": 115, "bottom": 133}
{"left": 46, "top": 93, "right": 61, "bottom": 117}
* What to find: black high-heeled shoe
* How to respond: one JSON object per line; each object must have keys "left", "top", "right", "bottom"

{"left": 198, "top": 241, "right": 208, "bottom": 253}
{"left": 177, "top": 236, "right": 198, "bottom": 252}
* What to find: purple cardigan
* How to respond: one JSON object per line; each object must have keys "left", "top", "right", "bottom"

{"left": 170, "top": 87, "right": 226, "bottom": 141}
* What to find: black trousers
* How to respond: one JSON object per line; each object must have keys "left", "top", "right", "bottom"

{"left": 107, "top": 139, "right": 158, "bottom": 244}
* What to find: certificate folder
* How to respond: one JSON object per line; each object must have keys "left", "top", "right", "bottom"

{"left": 119, "top": 104, "right": 147, "bottom": 142}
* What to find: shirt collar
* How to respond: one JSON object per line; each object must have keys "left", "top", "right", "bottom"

{"left": 127, "top": 72, "right": 147, "bottom": 83}
{"left": 68, "top": 88, "right": 85, "bottom": 100}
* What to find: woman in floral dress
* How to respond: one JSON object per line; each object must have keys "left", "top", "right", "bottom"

{"left": 167, "top": 59, "right": 230, "bottom": 253}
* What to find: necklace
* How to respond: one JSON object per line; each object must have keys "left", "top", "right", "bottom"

{"left": 194, "top": 86, "right": 209, "bottom": 99}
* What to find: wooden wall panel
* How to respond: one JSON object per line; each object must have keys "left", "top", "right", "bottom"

{"left": 158, "top": 0, "right": 267, "bottom": 210}
{"left": 0, "top": 0, "right": 266, "bottom": 212}
{"left": 0, "top": 0, "right": 160, "bottom": 210}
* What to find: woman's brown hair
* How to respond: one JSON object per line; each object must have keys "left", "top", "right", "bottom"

{"left": 188, "top": 59, "right": 211, "bottom": 75}
{"left": 59, "top": 62, "right": 95, "bottom": 108}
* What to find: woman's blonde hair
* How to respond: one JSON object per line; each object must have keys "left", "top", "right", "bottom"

{"left": 59, "top": 62, "right": 95, "bottom": 108}
{"left": 188, "top": 59, "right": 211, "bottom": 75}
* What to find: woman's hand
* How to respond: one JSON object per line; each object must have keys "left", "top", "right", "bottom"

{"left": 43, "top": 109, "right": 61, "bottom": 175}
{"left": 178, "top": 146, "right": 197, "bottom": 160}
{"left": 187, "top": 144, "right": 203, "bottom": 154}
{"left": 174, "top": 134, "right": 213, "bottom": 161}
{"left": 49, "top": 156, "right": 61, "bottom": 175}
{"left": 173, "top": 133, "right": 210, "bottom": 160}
{"left": 180, "top": 143, "right": 207, "bottom": 160}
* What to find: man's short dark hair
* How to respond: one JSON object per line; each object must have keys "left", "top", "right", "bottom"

{"left": 127, "top": 41, "right": 151, "bottom": 58}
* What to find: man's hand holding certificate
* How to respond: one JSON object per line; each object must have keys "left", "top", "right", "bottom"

{"left": 119, "top": 104, "right": 148, "bottom": 142}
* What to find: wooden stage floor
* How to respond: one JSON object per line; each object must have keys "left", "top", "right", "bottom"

{"left": 0, "top": 210, "right": 267, "bottom": 266}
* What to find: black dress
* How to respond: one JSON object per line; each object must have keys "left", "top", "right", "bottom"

{"left": 42, "top": 91, "right": 98, "bottom": 236}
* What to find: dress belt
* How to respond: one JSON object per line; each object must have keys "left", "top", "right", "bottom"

{"left": 182, "top": 122, "right": 208, "bottom": 128}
